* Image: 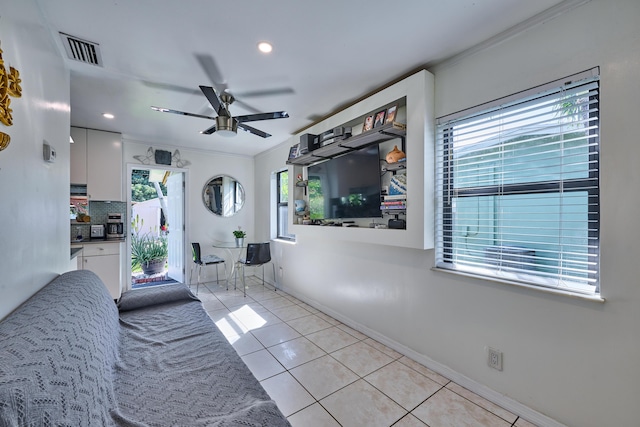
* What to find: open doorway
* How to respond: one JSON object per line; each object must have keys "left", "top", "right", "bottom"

{"left": 128, "top": 166, "right": 186, "bottom": 290}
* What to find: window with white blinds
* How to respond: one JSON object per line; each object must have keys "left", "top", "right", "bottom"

{"left": 435, "top": 69, "right": 600, "bottom": 296}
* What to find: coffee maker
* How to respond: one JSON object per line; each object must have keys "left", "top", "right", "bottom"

{"left": 106, "top": 213, "right": 124, "bottom": 239}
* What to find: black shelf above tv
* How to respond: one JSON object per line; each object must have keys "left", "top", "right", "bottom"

{"left": 287, "top": 122, "right": 406, "bottom": 166}
{"left": 287, "top": 153, "right": 324, "bottom": 165}
{"left": 340, "top": 122, "right": 406, "bottom": 149}
{"left": 312, "top": 142, "right": 352, "bottom": 158}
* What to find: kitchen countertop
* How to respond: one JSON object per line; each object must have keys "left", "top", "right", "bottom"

{"left": 71, "top": 238, "right": 126, "bottom": 245}
{"left": 70, "top": 247, "right": 83, "bottom": 260}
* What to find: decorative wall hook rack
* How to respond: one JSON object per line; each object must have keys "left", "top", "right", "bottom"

{"left": 133, "top": 146, "right": 191, "bottom": 168}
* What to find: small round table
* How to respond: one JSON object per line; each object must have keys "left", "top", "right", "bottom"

{"left": 212, "top": 241, "right": 247, "bottom": 289}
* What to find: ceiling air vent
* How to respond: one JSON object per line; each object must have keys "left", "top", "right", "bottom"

{"left": 59, "top": 32, "right": 103, "bottom": 67}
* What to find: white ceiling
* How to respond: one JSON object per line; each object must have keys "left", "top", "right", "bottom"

{"left": 35, "top": 0, "right": 568, "bottom": 157}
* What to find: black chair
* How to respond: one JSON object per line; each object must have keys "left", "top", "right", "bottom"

{"left": 235, "top": 242, "right": 276, "bottom": 297}
{"left": 190, "top": 242, "right": 225, "bottom": 294}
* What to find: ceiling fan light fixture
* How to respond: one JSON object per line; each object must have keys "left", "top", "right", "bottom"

{"left": 153, "top": 78, "right": 289, "bottom": 139}
{"left": 216, "top": 116, "right": 238, "bottom": 137}
{"left": 257, "top": 41, "right": 273, "bottom": 53}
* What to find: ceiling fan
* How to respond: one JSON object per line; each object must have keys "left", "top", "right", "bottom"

{"left": 150, "top": 54, "right": 291, "bottom": 138}
{"left": 152, "top": 86, "right": 288, "bottom": 138}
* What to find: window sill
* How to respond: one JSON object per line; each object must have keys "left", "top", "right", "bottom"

{"left": 431, "top": 267, "right": 605, "bottom": 303}
{"left": 272, "top": 237, "right": 296, "bottom": 245}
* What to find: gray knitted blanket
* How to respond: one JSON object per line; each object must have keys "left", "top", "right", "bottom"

{"left": 114, "top": 284, "right": 289, "bottom": 426}
{"left": 0, "top": 270, "right": 290, "bottom": 427}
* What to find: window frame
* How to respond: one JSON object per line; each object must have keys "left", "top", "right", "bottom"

{"left": 276, "top": 169, "right": 295, "bottom": 241}
{"left": 435, "top": 69, "right": 601, "bottom": 297}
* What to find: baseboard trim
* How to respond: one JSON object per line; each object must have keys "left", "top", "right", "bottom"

{"left": 279, "top": 285, "right": 566, "bottom": 427}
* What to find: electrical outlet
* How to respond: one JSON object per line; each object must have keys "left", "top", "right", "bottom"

{"left": 488, "top": 347, "right": 503, "bottom": 371}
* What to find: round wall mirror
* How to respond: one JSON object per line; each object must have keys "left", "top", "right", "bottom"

{"left": 202, "top": 175, "right": 245, "bottom": 217}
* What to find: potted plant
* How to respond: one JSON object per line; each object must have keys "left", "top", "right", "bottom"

{"left": 233, "top": 227, "right": 246, "bottom": 247}
{"left": 131, "top": 215, "right": 168, "bottom": 275}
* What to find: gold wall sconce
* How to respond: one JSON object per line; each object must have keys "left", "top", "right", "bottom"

{"left": 0, "top": 40, "right": 23, "bottom": 151}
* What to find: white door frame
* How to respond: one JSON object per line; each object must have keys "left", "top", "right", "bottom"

{"left": 166, "top": 172, "right": 184, "bottom": 282}
{"left": 125, "top": 163, "right": 190, "bottom": 292}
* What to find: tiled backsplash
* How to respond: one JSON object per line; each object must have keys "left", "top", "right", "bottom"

{"left": 71, "top": 201, "right": 126, "bottom": 241}
{"left": 90, "top": 201, "right": 126, "bottom": 224}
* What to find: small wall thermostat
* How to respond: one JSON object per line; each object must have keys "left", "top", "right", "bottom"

{"left": 43, "top": 142, "right": 56, "bottom": 163}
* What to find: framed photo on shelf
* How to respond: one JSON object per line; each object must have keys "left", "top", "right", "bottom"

{"left": 373, "top": 109, "right": 386, "bottom": 128}
{"left": 288, "top": 144, "right": 300, "bottom": 159}
{"left": 385, "top": 105, "right": 397, "bottom": 124}
{"left": 362, "top": 114, "right": 374, "bottom": 132}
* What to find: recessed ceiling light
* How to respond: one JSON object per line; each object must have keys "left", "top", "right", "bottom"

{"left": 102, "top": 113, "right": 115, "bottom": 119}
{"left": 257, "top": 41, "right": 273, "bottom": 53}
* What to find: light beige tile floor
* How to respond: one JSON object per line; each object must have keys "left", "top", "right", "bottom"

{"left": 196, "top": 278, "right": 539, "bottom": 427}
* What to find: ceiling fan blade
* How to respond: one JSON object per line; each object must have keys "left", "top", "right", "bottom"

{"left": 199, "top": 85, "right": 230, "bottom": 117}
{"left": 235, "top": 111, "right": 289, "bottom": 123}
{"left": 201, "top": 123, "right": 217, "bottom": 135}
{"left": 143, "top": 81, "right": 200, "bottom": 96}
{"left": 238, "top": 123, "right": 271, "bottom": 138}
{"left": 197, "top": 103, "right": 215, "bottom": 116}
{"left": 232, "top": 87, "right": 295, "bottom": 98}
{"left": 195, "top": 53, "right": 228, "bottom": 93}
{"left": 231, "top": 98, "right": 262, "bottom": 114}
{"left": 151, "top": 106, "right": 215, "bottom": 121}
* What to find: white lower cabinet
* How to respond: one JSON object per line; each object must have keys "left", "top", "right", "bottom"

{"left": 79, "top": 242, "right": 122, "bottom": 299}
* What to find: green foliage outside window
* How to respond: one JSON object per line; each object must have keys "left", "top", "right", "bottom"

{"left": 279, "top": 171, "right": 288, "bottom": 202}
{"left": 132, "top": 170, "right": 167, "bottom": 202}
{"left": 307, "top": 178, "right": 323, "bottom": 220}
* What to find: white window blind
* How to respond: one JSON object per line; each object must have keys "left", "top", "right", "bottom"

{"left": 435, "top": 69, "right": 600, "bottom": 295}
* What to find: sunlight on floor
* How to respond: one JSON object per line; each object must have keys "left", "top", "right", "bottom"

{"left": 216, "top": 304, "right": 267, "bottom": 343}
{"left": 215, "top": 317, "right": 246, "bottom": 339}
{"left": 232, "top": 305, "right": 268, "bottom": 330}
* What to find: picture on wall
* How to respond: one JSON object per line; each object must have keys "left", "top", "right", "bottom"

{"left": 154, "top": 149, "right": 172, "bottom": 165}
{"left": 362, "top": 114, "right": 374, "bottom": 132}
{"left": 385, "top": 105, "right": 397, "bottom": 124}
{"left": 373, "top": 110, "right": 386, "bottom": 128}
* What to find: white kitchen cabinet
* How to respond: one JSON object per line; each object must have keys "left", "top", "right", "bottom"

{"left": 79, "top": 242, "right": 122, "bottom": 299}
{"left": 70, "top": 127, "right": 123, "bottom": 201}
{"left": 86, "top": 129, "right": 122, "bottom": 201}
{"left": 70, "top": 127, "right": 87, "bottom": 185}
{"left": 69, "top": 247, "right": 82, "bottom": 271}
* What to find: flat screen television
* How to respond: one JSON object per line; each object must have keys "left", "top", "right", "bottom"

{"left": 307, "top": 145, "right": 382, "bottom": 220}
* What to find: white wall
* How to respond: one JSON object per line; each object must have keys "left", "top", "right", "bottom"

{"left": 124, "top": 141, "right": 255, "bottom": 281}
{"left": 132, "top": 198, "right": 161, "bottom": 236}
{"left": 255, "top": 1, "right": 640, "bottom": 426}
{"left": 0, "top": 1, "right": 71, "bottom": 319}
